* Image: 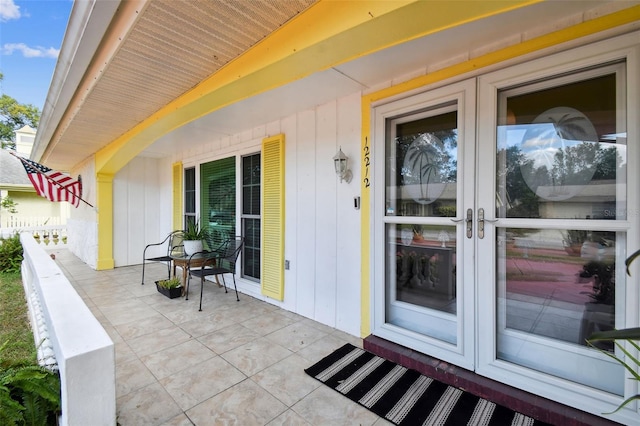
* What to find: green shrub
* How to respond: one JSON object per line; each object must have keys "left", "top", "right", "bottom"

{"left": 0, "top": 342, "right": 61, "bottom": 426}
{"left": 0, "top": 234, "right": 23, "bottom": 273}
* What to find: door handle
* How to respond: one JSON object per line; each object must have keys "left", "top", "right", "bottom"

{"left": 451, "top": 208, "right": 473, "bottom": 238}
{"left": 477, "top": 208, "right": 497, "bottom": 239}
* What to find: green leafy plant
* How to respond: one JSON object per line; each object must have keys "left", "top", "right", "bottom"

{"left": 587, "top": 248, "right": 640, "bottom": 414}
{"left": 1, "top": 196, "right": 18, "bottom": 214}
{"left": 183, "top": 219, "right": 206, "bottom": 241}
{"left": 156, "top": 277, "right": 182, "bottom": 289}
{"left": 0, "top": 341, "right": 61, "bottom": 426}
{"left": 0, "top": 233, "right": 23, "bottom": 273}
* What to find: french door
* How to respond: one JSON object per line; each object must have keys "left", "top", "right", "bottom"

{"left": 476, "top": 59, "right": 627, "bottom": 396}
{"left": 373, "top": 79, "right": 477, "bottom": 369}
{"left": 372, "top": 33, "right": 638, "bottom": 419}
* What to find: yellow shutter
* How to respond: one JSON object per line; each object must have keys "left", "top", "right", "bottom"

{"left": 172, "top": 162, "right": 182, "bottom": 231}
{"left": 261, "top": 134, "right": 285, "bottom": 300}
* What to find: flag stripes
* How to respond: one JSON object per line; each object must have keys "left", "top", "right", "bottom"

{"left": 11, "top": 153, "right": 82, "bottom": 208}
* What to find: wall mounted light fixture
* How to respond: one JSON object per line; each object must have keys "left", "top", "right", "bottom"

{"left": 333, "top": 147, "right": 352, "bottom": 183}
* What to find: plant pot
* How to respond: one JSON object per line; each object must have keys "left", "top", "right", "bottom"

{"left": 564, "top": 243, "right": 583, "bottom": 256}
{"left": 183, "top": 240, "right": 203, "bottom": 256}
{"left": 155, "top": 281, "right": 183, "bottom": 299}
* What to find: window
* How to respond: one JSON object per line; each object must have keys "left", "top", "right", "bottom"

{"left": 242, "top": 153, "right": 261, "bottom": 280}
{"left": 184, "top": 167, "right": 195, "bottom": 229}
{"left": 201, "top": 157, "right": 236, "bottom": 249}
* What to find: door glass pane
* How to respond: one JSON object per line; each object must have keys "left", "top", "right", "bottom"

{"left": 386, "top": 107, "right": 458, "bottom": 218}
{"left": 496, "top": 68, "right": 626, "bottom": 219}
{"left": 496, "top": 227, "right": 622, "bottom": 394}
{"left": 384, "top": 103, "right": 460, "bottom": 345}
{"left": 386, "top": 223, "right": 457, "bottom": 343}
{"left": 494, "top": 63, "right": 626, "bottom": 395}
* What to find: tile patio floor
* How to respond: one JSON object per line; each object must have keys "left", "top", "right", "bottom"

{"left": 50, "top": 248, "right": 391, "bottom": 426}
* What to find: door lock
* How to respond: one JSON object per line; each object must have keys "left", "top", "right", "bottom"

{"left": 477, "top": 208, "right": 498, "bottom": 239}
{"left": 451, "top": 208, "right": 473, "bottom": 238}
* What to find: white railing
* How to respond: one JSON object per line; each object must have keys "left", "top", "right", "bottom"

{"left": 1, "top": 225, "right": 67, "bottom": 247}
{"left": 20, "top": 233, "right": 115, "bottom": 426}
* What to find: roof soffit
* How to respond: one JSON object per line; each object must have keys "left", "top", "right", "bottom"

{"left": 37, "top": 0, "right": 317, "bottom": 170}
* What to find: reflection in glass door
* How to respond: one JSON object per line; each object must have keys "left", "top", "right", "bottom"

{"left": 373, "top": 80, "right": 476, "bottom": 369}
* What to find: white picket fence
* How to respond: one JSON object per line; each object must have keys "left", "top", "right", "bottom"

{"left": 1, "top": 216, "right": 66, "bottom": 229}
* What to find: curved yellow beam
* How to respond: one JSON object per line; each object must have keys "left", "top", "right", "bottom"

{"left": 95, "top": 0, "right": 540, "bottom": 175}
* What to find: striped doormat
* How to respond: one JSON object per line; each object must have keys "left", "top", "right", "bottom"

{"left": 304, "top": 344, "right": 552, "bottom": 426}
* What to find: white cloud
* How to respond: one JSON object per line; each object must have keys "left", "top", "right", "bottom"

{"left": 0, "top": 0, "right": 21, "bottom": 22}
{"left": 2, "top": 43, "right": 59, "bottom": 59}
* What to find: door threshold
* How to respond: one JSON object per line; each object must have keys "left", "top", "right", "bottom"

{"left": 363, "top": 335, "right": 621, "bottom": 426}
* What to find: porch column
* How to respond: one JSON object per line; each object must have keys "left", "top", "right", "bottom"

{"left": 96, "top": 172, "right": 115, "bottom": 270}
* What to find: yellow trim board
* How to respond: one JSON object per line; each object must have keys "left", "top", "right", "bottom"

{"left": 172, "top": 162, "right": 183, "bottom": 231}
{"left": 359, "top": 6, "right": 640, "bottom": 336}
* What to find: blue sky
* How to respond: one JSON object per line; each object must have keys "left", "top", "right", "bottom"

{"left": 1, "top": 0, "right": 72, "bottom": 110}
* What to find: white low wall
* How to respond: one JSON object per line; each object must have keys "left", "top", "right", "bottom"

{"left": 20, "top": 233, "right": 115, "bottom": 426}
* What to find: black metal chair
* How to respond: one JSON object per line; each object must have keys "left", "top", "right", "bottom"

{"left": 183, "top": 238, "right": 228, "bottom": 300}
{"left": 187, "top": 236, "right": 244, "bottom": 311}
{"left": 141, "top": 230, "right": 184, "bottom": 285}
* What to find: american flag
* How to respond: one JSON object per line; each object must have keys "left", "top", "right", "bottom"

{"left": 12, "top": 154, "right": 82, "bottom": 208}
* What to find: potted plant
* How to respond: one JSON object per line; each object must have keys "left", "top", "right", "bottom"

{"left": 183, "top": 219, "right": 206, "bottom": 255}
{"left": 562, "top": 229, "right": 588, "bottom": 256}
{"left": 155, "top": 277, "right": 183, "bottom": 299}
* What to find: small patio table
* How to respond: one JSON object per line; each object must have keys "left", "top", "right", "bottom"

{"left": 170, "top": 252, "right": 220, "bottom": 296}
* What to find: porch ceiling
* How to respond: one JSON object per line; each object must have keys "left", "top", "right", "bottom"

{"left": 34, "top": 0, "right": 636, "bottom": 171}
{"left": 35, "top": 0, "right": 316, "bottom": 169}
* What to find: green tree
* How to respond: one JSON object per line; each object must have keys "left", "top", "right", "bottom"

{"left": 0, "top": 73, "right": 40, "bottom": 150}
{"left": 499, "top": 145, "right": 540, "bottom": 218}
{"left": 1, "top": 196, "right": 18, "bottom": 214}
{"left": 593, "top": 144, "right": 624, "bottom": 180}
